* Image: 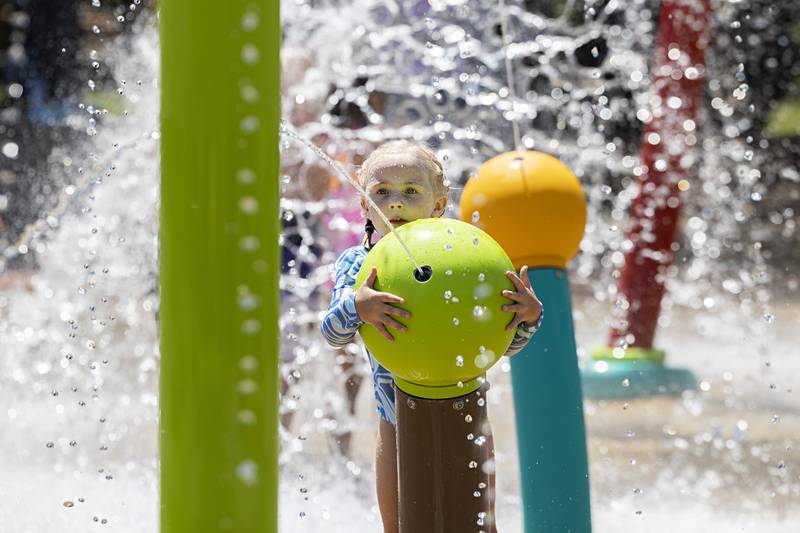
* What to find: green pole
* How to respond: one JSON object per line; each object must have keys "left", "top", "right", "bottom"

{"left": 159, "top": 2, "right": 280, "bottom": 532}
{"left": 510, "top": 267, "right": 591, "bottom": 533}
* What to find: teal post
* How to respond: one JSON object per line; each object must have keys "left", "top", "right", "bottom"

{"left": 160, "top": 1, "right": 280, "bottom": 532}
{"left": 510, "top": 267, "right": 591, "bottom": 533}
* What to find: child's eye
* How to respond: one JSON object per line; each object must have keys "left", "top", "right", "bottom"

{"left": 404, "top": 187, "right": 418, "bottom": 194}
{"left": 375, "top": 188, "right": 389, "bottom": 195}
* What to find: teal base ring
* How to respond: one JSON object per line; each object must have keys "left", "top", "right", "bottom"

{"left": 581, "top": 359, "right": 698, "bottom": 399}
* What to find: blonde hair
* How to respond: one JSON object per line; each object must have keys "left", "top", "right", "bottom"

{"left": 358, "top": 140, "right": 449, "bottom": 196}
{"left": 357, "top": 141, "right": 449, "bottom": 248}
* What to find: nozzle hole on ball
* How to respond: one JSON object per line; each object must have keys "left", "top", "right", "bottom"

{"left": 413, "top": 265, "right": 433, "bottom": 283}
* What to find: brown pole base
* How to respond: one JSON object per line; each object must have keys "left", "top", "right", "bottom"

{"left": 396, "top": 383, "right": 494, "bottom": 533}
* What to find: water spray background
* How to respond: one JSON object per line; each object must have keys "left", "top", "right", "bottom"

{"left": 1, "top": 0, "right": 798, "bottom": 531}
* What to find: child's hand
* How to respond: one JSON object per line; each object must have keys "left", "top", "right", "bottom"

{"left": 501, "top": 265, "right": 543, "bottom": 331}
{"left": 355, "top": 267, "right": 411, "bottom": 342}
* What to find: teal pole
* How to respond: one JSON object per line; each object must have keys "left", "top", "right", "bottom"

{"left": 510, "top": 267, "right": 591, "bottom": 532}
{"left": 160, "top": 1, "right": 280, "bottom": 532}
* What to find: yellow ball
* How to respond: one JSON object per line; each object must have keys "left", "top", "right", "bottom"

{"left": 460, "top": 151, "right": 586, "bottom": 269}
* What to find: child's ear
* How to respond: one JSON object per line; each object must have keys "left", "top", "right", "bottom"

{"left": 360, "top": 196, "right": 369, "bottom": 216}
{"left": 432, "top": 195, "right": 448, "bottom": 217}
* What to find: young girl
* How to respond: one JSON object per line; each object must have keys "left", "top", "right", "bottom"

{"left": 321, "top": 140, "right": 543, "bottom": 533}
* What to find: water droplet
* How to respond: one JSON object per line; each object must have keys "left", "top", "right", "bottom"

{"left": 477, "top": 398, "right": 485, "bottom": 407}
{"left": 238, "top": 410, "right": 257, "bottom": 425}
{"left": 241, "top": 44, "right": 260, "bottom": 64}
{"left": 455, "top": 355, "right": 464, "bottom": 367}
{"left": 63, "top": 501, "right": 74, "bottom": 508}
{"left": 469, "top": 461, "right": 478, "bottom": 469}
{"left": 240, "top": 116, "right": 260, "bottom": 133}
{"left": 241, "top": 12, "right": 259, "bottom": 31}
{"left": 237, "top": 379, "right": 258, "bottom": 394}
{"left": 467, "top": 433, "right": 474, "bottom": 440}
{"left": 477, "top": 273, "right": 485, "bottom": 282}
{"left": 472, "top": 306, "right": 490, "bottom": 322}
{"left": 445, "top": 269, "right": 453, "bottom": 276}
{"left": 472, "top": 211, "right": 480, "bottom": 223}
{"left": 473, "top": 491, "right": 481, "bottom": 497}
{"left": 465, "top": 414, "right": 473, "bottom": 423}
{"left": 239, "top": 236, "right": 260, "bottom": 252}
{"left": 763, "top": 313, "right": 774, "bottom": 323}
{"left": 473, "top": 238, "right": 479, "bottom": 246}
{"left": 452, "top": 317, "right": 460, "bottom": 326}
{"left": 444, "top": 244, "right": 453, "bottom": 251}
{"left": 236, "top": 460, "right": 258, "bottom": 485}
{"left": 444, "top": 290, "right": 452, "bottom": 300}
{"left": 239, "top": 196, "right": 259, "bottom": 215}
{"left": 237, "top": 168, "right": 256, "bottom": 184}
{"left": 621, "top": 378, "right": 630, "bottom": 387}
{"left": 46, "top": 442, "right": 54, "bottom": 448}
{"left": 241, "top": 318, "right": 261, "bottom": 335}
{"left": 2, "top": 142, "right": 19, "bottom": 159}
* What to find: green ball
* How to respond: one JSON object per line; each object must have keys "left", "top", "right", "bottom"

{"left": 355, "top": 218, "right": 516, "bottom": 398}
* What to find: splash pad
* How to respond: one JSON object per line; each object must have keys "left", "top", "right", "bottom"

{"left": 1, "top": 1, "right": 799, "bottom": 532}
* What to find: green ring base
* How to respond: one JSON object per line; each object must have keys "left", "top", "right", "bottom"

{"left": 395, "top": 375, "right": 484, "bottom": 400}
{"left": 581, "top": 359, "right": 697, "bottom": 400}
{"left": 591, "top": 346, "right": 666, "bottom": 364}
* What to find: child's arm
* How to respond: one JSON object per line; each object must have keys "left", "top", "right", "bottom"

{"left": 321, "top": 247, "right": 367, "bottom": 347}
{"left": 501, "top": 265, "right": 544, "bottom": 356}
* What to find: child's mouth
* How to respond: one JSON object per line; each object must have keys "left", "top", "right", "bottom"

{"left": 390, "top": 219, "right": 406, "bottom": 226}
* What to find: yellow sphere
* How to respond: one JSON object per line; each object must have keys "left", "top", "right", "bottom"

{"left": 459, "top": 151, "right": 586, "bottom": 269}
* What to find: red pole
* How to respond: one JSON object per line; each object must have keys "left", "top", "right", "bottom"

{"left": 609, "top": 0, "right": 712, "bottom": 350}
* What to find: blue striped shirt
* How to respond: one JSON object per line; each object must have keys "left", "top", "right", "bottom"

{"left": 321, "top": 245, "right": 543, "bottom": 425}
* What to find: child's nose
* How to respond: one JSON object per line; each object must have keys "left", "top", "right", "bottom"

{"left": 389, "top": 200, "right": 403, "bottom": 210}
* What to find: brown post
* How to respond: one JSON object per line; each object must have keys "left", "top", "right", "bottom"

{"left": 396, "top": 383, "right": 494, "bottom": 533}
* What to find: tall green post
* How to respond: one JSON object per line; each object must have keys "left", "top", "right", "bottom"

{"left": 160, "top": 2, "right": 280, "bottom": 532}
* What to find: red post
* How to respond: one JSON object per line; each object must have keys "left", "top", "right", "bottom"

{"left": 609, "top": 0, "right": 712, "bottom": 350}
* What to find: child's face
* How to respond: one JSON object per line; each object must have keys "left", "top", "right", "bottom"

{"left": 361, "top": 154, "right": 447, "bottom": 236}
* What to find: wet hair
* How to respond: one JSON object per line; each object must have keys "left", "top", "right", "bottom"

{"left": 357, "top": 140, "right": 449, "bottom": 249}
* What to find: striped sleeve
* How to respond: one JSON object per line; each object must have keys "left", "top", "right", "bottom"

{"left": 321, "top": 246, "right": 368, "bottom": 347}
{"left": 504, "top": 306, "right": 543, "bottom": 356}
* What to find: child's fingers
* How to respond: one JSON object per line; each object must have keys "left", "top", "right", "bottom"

{"left": 505, "top": 315, "right": 523, "bottom": 331}
{"left": 365, "top": 266, "right": 378, "bottom": 288}
{"left": 505, "top": 270, "right": 527, "bottom": 290}
{"left": 374, "top": 322, "right": 394, "bottom": 342}
{"left": 383, "top": 316, "right": 408, "bottom": 333}
{"left": 501, "top": 289, "right": 524, "bottom": 301}
{"left": 520, "top": 265, "right": 532, "bottom": 288}
{"left": 502, "top": 303, "right": 524, "bottom": 313}
{"left": 384, "top": 305, "right": 411, "bottom": 319}
{"left": 379, "top": 292, "right": 405, "bottom": 305}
